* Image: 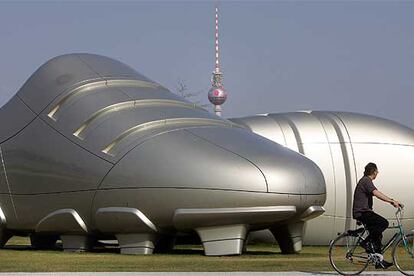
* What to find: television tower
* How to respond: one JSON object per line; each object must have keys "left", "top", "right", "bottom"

{"left": 208, "top": 3, "right": 227, "bottom": 117}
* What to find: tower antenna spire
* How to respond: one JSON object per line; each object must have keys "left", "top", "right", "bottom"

{"left": 208, "top": 2, "right": 227, "bottom": 116}
{"left": 214, "top": 3, "right": 220, "bottom": 74}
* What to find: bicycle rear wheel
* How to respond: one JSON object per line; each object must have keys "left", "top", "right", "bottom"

{"left": 329, "top": 233, "right": 369, "bottom": 275}
{"left": 393, "top": 233, "right": 414, "bottom": 276}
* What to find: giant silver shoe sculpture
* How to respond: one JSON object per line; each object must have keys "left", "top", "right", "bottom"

{"left": 232, "top": 112, "right": 414, "bottom": 246}
{"left": 0, "top": 54, "right": 326, "bottom": 255}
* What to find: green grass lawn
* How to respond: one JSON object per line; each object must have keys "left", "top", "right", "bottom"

{"left": 0, "top": 236, "right": 412, "bottom": 272}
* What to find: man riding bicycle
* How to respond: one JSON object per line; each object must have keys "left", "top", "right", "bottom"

{"left": 352, "top": 162, "right": 402, "bottom": 269}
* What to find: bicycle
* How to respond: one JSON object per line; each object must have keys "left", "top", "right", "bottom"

{"left": 329, "top": 205, "right": 414, "bottom": 275}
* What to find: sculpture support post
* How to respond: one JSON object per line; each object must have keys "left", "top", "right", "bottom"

{"left": 196, "top": 224, "right": 248, "bottom": 256}
{"left": 270, "top": 222, "right": 304, "bottom": 254}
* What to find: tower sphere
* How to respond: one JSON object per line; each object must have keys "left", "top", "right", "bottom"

{"left": 208, "top": 87, "right": 227, "bottom": 105}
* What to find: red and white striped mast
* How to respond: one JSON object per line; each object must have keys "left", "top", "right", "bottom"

{"left": 214, "top": 4, "right": 220, "bottom": 75}
{"left": 208, "top": 3, "right": 227, "bottom": 116}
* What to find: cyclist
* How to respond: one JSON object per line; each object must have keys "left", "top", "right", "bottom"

{"left": 352, "top": 162, "right": 401, "bottom": 269}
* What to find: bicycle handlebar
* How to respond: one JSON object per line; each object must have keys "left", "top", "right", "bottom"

{"left": 395, "top": 204, "right": 404, "bottom": 225}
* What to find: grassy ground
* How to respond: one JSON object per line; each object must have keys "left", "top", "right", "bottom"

{"left": 0, "top": 236, "right": 412, "bottom": 272}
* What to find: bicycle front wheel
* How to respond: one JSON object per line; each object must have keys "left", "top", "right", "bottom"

{"left": 393, "top": 233, "right": 414, "bottom": 276}
{"left": 329, "top": 233, "right": 369, "bottom": 275}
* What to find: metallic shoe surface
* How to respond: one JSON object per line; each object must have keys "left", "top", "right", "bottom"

{"left": 186, "top": 126, "right": 326, "bottom": 197}
{"left": 0, "top": 53, "right": 327, "bottom": 255}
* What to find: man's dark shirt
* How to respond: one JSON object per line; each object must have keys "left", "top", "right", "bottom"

{"left": 353, "top": 176, "right": 378, "bottom": 219}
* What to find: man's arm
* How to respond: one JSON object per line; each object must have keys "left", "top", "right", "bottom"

{"left": 372, "top": 189, "right": 400, "bottom": 208}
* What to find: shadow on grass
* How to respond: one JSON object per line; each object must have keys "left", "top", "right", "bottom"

{"left": 300, "top": 272, "right": 337, "bottom": 275}
{"left": 168, "top": 248, "right": 204, "bottom": 255}
{"left": 2, "top": 245, "right": 34, "bottom": 251}
{"left": 3, "top": 244, "right": 203, "bottom": 255}
{"left": 3, "top": 238, "right": 325, "bottom": 258}
{"left": 3, "top": 244, "right": 285, "bottom": 256}
{"left": 243, "top": 251, "right": 279, "bottom": 255}
{"left": 2, "top": 243, "right": 119, "bottom": 253}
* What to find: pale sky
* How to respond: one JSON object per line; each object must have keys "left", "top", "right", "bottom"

{"left": 1, "top": 0, "right": 414, "bottom": 127}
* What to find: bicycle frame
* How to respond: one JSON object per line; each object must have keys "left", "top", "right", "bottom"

{"left": 382, "top": 207, "right": 413, "bottom": 257}
{"left": 349, "top": 207, "right": 410, "bottom": 257}
{"left": 381, "top": 231, "right": 399, "bottom": 253}
{"left": 343, "top": 230, "right": 368, "bottom": 260}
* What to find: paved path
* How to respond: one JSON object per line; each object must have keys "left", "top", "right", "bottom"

{"left": 0, "top": 272, "right": 411, "bottom": 276}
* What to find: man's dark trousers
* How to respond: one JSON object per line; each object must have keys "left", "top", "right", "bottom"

{"left": 358, "top": 211, "right": 389, "bottom": 253}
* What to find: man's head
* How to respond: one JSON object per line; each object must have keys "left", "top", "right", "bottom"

{"left": 364, "top": 162, "right": 378, "bottom": 180}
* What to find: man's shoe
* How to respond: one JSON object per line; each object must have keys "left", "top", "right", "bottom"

{"left": 375, "top": 260, "right": 393, "bottom": 269}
